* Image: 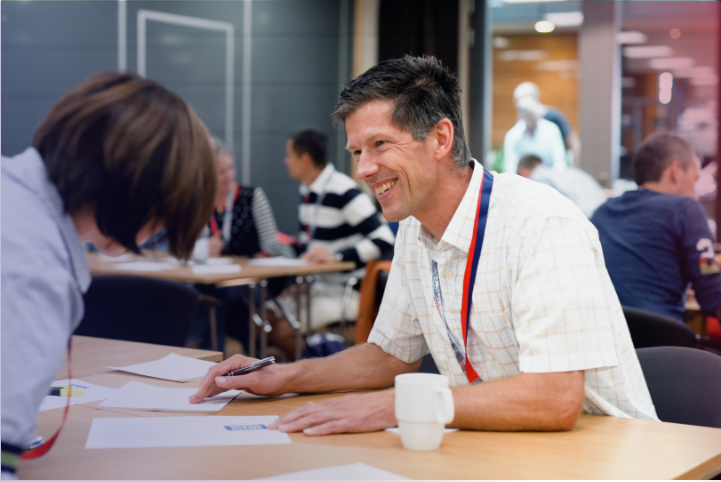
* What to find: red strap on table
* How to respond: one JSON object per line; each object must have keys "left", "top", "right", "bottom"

{"left": 21, "top": 339, "right": 72, "bottom": 460}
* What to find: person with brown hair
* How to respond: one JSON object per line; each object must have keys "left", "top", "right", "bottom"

{"left": 1, "top": 72, "right": 216, "bottom": 477}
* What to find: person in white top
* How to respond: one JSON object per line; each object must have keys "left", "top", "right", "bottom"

{"left": 504, "top": 97, "right": 567, "bottom": 175}
{"left": 191, "top": 56, "right": 658, "bottom": 433}
{"left": 517, "top": 154, "right": 608, "bottom": 218}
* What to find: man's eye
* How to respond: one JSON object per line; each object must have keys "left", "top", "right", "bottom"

{"left": 376, "top": 141, "right": 386, "bottom": 147}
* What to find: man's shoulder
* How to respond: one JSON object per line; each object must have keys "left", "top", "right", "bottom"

{"left": 327, "top": 169, "right": 363, "bottom": 196}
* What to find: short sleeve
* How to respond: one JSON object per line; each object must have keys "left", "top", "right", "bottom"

{"left": 367, "top": 226, "right": 429, "bottom": 363}
{"left": 511, "top": 216, "right": 620, "bottom": 373}
{"left": 680, "top": 201, "right": 721, "bottom": 315}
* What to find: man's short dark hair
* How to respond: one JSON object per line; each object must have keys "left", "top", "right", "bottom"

{"left": 34, "top": 72, "right": 216, "bottom": 260}
{"left": 634, "top": 134, "right": 695, "bottom": 185}
{"left": 517, "top": 154, "right": 543, "bottom": 173}
{"left": 331, "top": 55, "right": 472, "bottom": 168}
{"left": 290, "top": 128, "right": 328, "bottom": 167}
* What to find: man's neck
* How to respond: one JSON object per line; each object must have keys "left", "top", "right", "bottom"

{"left": 301, "top": 164, "right": 326, "bottom": 187}
{"left": 416, "top": 165, "right": 474, "bottom": 241}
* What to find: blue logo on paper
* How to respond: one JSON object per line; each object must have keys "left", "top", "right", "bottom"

{"left": 224, "top": 424, "right": 267, "bottom": 431}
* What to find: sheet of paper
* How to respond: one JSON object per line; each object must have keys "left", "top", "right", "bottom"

{"left": 98, "top": 381, "right": 239, "bottom": 413}
{"left": 191, "top": 264, "right": 241, "bottom": 274}
{"left": 248, "top": 258, "right": 309, "bottom": 267}
{"left": 98, "top": 253, "right": 136, "bottom": 262}
{"left": 38, "top": 379, "right": 119, "bottom": 412}
{"left": 263, "top": 463, "right": 407, "bottom": 480}
{"left": 106, "top": 353, "right": 216, "bottom": 382}
{"left": 86, "top": 415, "right": 291, "bottom": 449}
{"left": 384, "top": 427, "right": 458, "bottom": 434}
{"left": 113, "top": 261, "right": 175, "bottom": 272}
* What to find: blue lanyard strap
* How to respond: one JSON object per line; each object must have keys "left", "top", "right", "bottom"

{"left": 460, "top": 167, "right": 494, "bottom": 384}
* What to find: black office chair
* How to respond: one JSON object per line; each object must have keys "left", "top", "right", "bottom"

{"left": 622, "top": 306, "right": 697, "bottom": 349}
{"left": 637, "top": 346, "right": 721, "bottom": 429}
{"left": 75, "top": 275, "right": 201, "bottom": 347}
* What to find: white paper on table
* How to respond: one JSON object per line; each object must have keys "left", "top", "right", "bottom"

{"left": 38, "top": 379, "right": 119, "bottom": 411}
{"left": 191, "top": 264, "right": 241, "bottom": 274}
{"left": 113, "top": 261, "right": 176, "bottom": 272}
{"left": 98, "top": 253, "right": 136, "bottom": 262}
{"left": 106, "top": 353, "right": 216, "bottom": 382}
{"left": 262, "top": 463, "right": 408, "bottom": 480}
{"left": 86, "top": 415, "right": 291, "bottom": 449}
{"left": 247, "top": 258, "right": 310, "bottom": 267}
{"left": 98, "top": 381, "right": 239, "bottom": 413}
{"left": 384, "top": 427, "right": 458, "bottom": 434}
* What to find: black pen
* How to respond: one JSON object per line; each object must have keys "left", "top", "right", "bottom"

{"left": 223, "top": 356, "right": 275, "bottom": 377}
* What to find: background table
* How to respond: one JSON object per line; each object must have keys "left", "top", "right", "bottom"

{"left": 19, "top": 337, "right": 721, "bottom": 480}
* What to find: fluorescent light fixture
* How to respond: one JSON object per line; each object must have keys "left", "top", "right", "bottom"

{"left": 623, "top": 45, "right": 672, "bottom": 59}
{"left": 659, "top": 72, "right": 673, "bottom": 105}
{"left": 535, "top": 20, "right": 555, "bottom": 33}
{"left": 673, "top": 66, "right": 715, "bottom": 78}
{"left": 503, "top": 0, "right": 569, "bottom": 3}
{"left": 689, "top": 75, "right": 718, "bottom": 86}
{"left": 616, "top": 31, "right": 647, "bottom": 45}
{"left": 649, "top": 57, "right": 694, "bottom": 70}
{"left": 543, "top": 12, "right": 583, "bottom": 27}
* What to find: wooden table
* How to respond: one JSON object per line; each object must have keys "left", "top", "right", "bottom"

{"left": 18, "top": 338, "right": 721, "bottom": 480}
{"left": 86, "top": 252, "right": 356, "bottom": 357}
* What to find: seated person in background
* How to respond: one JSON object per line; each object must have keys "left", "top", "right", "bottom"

{"left": 592, "top": 134, "right": 721, "bottom": 322}
{"left": 191, "top": 56, "right": 657, "bottom": 433}
{"left": 517, "top": 154, "right": 607, "bottom": 218}
{"left": 2, "top": 72, "right": 216, "bottom": 478}
{"left": 269, "top": 128, "right": 395, "bottom": 358}
{"left": 503, "top": 97, "right": 567, "bottom": 175}
{"left": 513, "top": 81, "right": 580, "bottom": 165}
{"left": 188, "top": 139, "right": 293, "bottom": 352}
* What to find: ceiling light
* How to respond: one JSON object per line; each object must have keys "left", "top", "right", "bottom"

{"left": 535, "top": 20, "right": 555, "bottom": 33}
{"left": 659, "top": 72, "right": 673, "bottom": 105}
{"left": 616, "top": 31, "right": 647, "bottom": 45}
{"left": 689, "top": 75, "right": 718, "bottom": 86}
{"left": 669, "top": 28, "right": 681, "bottom": 39}
{"left": 623, "top": 45, "right": 672, "bottom": 59}
{"left": 649, "top": 57, "right": 695, "bottom": 70}
{"left": 503, "top": 0, "right": 569, "bottom": 3}
{"left": 543, "top": 12, "right": 583, "bottom": 27}
{"left": 673, "top": 66, "right": 715, "bottom": 78}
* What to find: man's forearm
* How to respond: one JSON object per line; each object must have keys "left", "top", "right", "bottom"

{"left": 282, "top": 343, "right": 420, "bottom": 394}
{"left": 451, "top": 371, "right": 585, "bottom": 431}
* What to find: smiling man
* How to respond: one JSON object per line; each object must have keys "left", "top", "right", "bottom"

{"left": 191, "top": 56, "right": 657, "bottom": 433}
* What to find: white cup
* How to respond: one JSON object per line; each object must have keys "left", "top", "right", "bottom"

{"left": 395, "top": 373, "right": 455, "bottom": 451}
{"left": 192, "top": 237, "right": 209, "bottom": 265}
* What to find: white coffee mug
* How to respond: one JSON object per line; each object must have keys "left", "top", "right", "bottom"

{"left": 395, "top": 373, "right": 454, "bottom": 451}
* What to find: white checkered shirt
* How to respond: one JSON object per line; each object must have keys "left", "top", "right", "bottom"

{"left": 368, "top": 160, "right": 658, "bottom": 420}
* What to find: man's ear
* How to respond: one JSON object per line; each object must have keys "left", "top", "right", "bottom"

{"left": 430, "top": 118, "right": 454, "bottom": 161}
{"left": 301, "top": 152, "right": 315, "bottom": 167}
{"left": 668, "top": 159, "right": 683, "bottom": 184}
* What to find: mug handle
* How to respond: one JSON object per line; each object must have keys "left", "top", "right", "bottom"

{"left": 434, "top": 387, "right": 455, "bottom": 424}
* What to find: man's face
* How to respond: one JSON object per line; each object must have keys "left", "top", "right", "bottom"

{"left": 284, "top": 139, "right": 306, "bottom": 182}
{"left": 348, "top": 100, "right": 438, "bottom": 222}
{"left": 678, "top": 155, "right": 701, "bottom": 200}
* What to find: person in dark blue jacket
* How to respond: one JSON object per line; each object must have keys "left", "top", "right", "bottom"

{"left": 592, "top": 134, "right": 721, "bottom": 322}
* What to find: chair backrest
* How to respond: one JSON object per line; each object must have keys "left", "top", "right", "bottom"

{"left": 355, "top": 260, "right": 392, "bottom": 344}
{"left": 75, "top": 275, "right": 200, "bottom": 347}
{"left": 637, "top": 346, "right": 721, "bottom": 428}
{"left": 622, "top": 305, "right": 697, "bottom": 348}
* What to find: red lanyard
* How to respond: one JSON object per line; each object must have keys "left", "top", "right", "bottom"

{"left": 21, "top": 339, "right": 73, "bottom": 460}
{"left": 460, "top": 167, "right": 494, "bottom": 384}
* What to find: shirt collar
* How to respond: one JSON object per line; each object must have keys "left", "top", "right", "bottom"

{"left": 418, "top": 159, "right": 487, "bottom": 254}
{"left": 25, "top": 148, "right": 92, "bottom": 292}
{"left": 305, "top": 163, "right": 336, "bottom": 194}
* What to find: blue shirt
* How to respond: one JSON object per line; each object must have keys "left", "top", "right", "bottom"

{"left": 591, "top": 189, "right": 721, "bottom": 321}
{"left": 1, "top": 148, "right": 91, "bottom": 452}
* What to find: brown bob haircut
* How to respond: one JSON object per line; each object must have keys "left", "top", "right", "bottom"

{"left": 34, "top": 72, "right": 217, "bottom": 260}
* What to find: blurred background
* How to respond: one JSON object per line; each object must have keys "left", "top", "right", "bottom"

{"left": 2, "top": 0, "right": 719, "bottom": 231}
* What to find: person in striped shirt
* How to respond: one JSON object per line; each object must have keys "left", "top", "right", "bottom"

{"left": 269, "top": 128, "right": 395, "bottom": 357}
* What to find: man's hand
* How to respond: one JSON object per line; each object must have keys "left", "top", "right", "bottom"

{"left": 189, "top": 354, "right": 290, "bottom": 403}
{"left": 208, "top": 233, "right": 224, "bottom": 258}
{"left": 300, "top": 247, "right": 336, "bottom": 263}
{"left": 267, "top": 390, "right": 396, "bottom": 436}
